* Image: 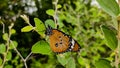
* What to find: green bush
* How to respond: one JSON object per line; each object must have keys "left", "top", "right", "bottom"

{"left": 0, "top": 0, "right": 120, "bottom": 68}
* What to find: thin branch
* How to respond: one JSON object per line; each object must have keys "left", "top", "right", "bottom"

{"left": 10, "top": 40, "right": 28, "bottom": 68}
{"left": 10, "top": 40, "right": 25, "bottom": 61}
{"left": 53, "top": 0, "right": 58, "bottom": 28}
{"left": 115, "top": 48, "right": 119, "bottom": 68}
{"left": 116, "top": 16, "right": 120, "bottom": 68}
{"left": 24, "top": 62, "right": 28, "bottom": 68}
{"left": 25, "top": 52, "right": 32, "bottom": 61}
{"left": 1, "top": 23, "right": 14, "bottom": 68}
{"left": 10, "top": 40, "right": 32, "bottom": 68}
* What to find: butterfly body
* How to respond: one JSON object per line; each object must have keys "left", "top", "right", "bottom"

{"left": 46, "top": 26, "right": 80, "bottom": 53}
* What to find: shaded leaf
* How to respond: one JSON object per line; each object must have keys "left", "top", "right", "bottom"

{"left": 21, "top": 26, "right": 33, "bottom": 32}
{"left": 66, "top": 57, "right": 76, "bottom": 68}
{"left": 96, "top": 0, "right": 119, "bottom": 17}
{"left": 101, "top": 25, "right": 117, "bottom": 50}
{"left": 0, "top": 44, "right": 6, "bottom": 54}
{"left": 57, "top": 55, "right": 68, "bottom": 66}
{"left": 32, "top": 40, "right": 51, "bottom": 55}
{"left": 95, "top": 59, "right": 112, "bottom": 68}
{"left": 4, "top": 65, "right": 13, "bottom": 68}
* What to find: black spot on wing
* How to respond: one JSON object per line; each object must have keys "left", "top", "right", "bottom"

{"left": 59, "top": 36, "right": 61, "bottom": 38}
{"left": 59, "top": 42, "right": 62, "bottom": 45}
{"left": 55, "top": 43, "right": 58, "bottom": 47}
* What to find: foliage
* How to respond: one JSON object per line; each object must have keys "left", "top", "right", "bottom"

{"left": 0, "top": 0, "right": 119, "bottom": 68}
{"left": 101, "top": 25, "right": 117, "bottom": 50}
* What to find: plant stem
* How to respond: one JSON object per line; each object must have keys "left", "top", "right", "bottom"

{"left": 10, "top": 40, "right": 25, "bottom": 61}
{"left": 53, "top": 0, "right": 58, "bottom": 28}
{"left": 115, "top": 48, "right": 119, "bottom": 68}
{"left": 25, "top": 52, "right": 32, "bottom": 61}
{"left": 116, "top": 18, "right": 120, "bottom": 68}
{"left": 1, "top": 23, "right": 14, "bottom": 68}
{"left": 10, "top": 40, "right": 32, "bottom": 68}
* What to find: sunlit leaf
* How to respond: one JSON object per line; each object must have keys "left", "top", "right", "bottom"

{"left": 46, "top": 9, "right": 55, "bottom": 16}
{"left": 32, "top": 40, "right": 51, "bottom": 55}
{"left": 11, "top": 29, "right": 16, "bottom": 34}
{"left": 6, "top": 52, "right": 12, "bottom": 61}
{"left": 0, "top": 44, "right": 6, "bottom": 54}
{"left": 101, "top": 25, "right": 117, "bottom": 50}
{"left": 21, "top": 26, "right": 33, "bottom": 32}
{"left": 80, "top": 50, "right": 87, "bottom": 56}
{"left": 45, "top": 19, "right": 55, "bottom": 28}
{"left": 78, "top": 57, "right": 85, "bottom": 66}
{"left": 66, "top": 57, "right": 76, "bottom": 68}
{"left": 95, "top": 59, "right": 112, "bottom": 68}
{"left": 96, "top": 0, "right": 119, "bottom": 17}
{"left": 57, "top": 4, "right": 62, "bottom": 9}
{"left": 2, "top": 33, "right": 8, "bottom": 41}
{"left": 34, "top": 18, "right": 46, "bottom": 37}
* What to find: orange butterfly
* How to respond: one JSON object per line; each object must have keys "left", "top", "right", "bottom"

{"left": 46, "top": 26, "right": 80, "bottom": 54}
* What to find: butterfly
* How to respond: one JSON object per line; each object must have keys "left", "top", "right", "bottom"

{"left": 46, "top": 26, "right": 80, "bottom": 54}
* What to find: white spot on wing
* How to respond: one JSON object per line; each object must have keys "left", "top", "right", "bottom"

{"left": 71, "top": 39, "right": 75, "bottom": 49}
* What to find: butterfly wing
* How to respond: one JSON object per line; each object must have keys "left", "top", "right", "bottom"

{"left": 71, "top": 42, "right": 80, "bottom": 52}
{"left": 49, "top": 29, "right": 70, "bottom": 53}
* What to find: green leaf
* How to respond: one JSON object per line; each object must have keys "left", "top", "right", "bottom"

{"left": 96, "top": 0, "right": 119, "bottom": 17}
{"left": 66, "top": 57, "right": 76, "bottom": 68}
{"left": 0, "top": 44, "right": 6, "bottom": 54}
{"left": 21, "top": 26, "right": 33, "bottom": 32}
{"left": 2, "top": 33, "right": 8, "bottom": 41}
{"left": 32, "top": 40, "right": 51, "bottom": 55}
{"left": 34, "top": 18, "right": 46, "bottom": 37}
{"left": 10, "top": 41, "right": 18, "bottom": 49}
{"left": 46, "top": 9, "right": 55, "bottom": 16}
{"left": 6, "top": 52, "right": 12, "bottom": 61}
{"left": 45, "top": 19, "right": 55, "bottom": 28}
{"left": 57, "top": 4, "right": 62, "bottom": 9}
{"left": 78, "top": 57, "right": 86, "bottom": 66}
{"left": 101, "top": 25, "right": 117, "bottom": 50}
{"left": 95, "top": 59, "right": 112, "bottom": 68}
{"left": 11, "top": 29, "right": 16, "bottom": 34}
{"left": 4, "top": 65, "right": 13, "bottom": 68}
{"left": 57, "top": 55, "right": 68, "bottom": 66}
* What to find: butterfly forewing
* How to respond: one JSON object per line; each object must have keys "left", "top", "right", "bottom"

{"left": 49, "top": 29, "right": 70, "bottom": 53}
{"left": 71, "top": 42, "right": 80, "bottom": 52}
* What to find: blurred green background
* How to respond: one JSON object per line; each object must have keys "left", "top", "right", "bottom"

{"left": 0, "top": 0, "right": 117, "bottom": 68}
